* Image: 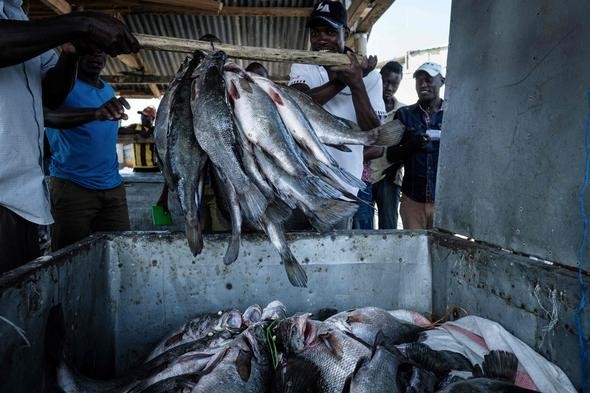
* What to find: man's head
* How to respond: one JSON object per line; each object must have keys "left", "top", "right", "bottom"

{"left": 245, "top": 62, "right": 269, "bottom": 78}
{"left": 307, "top": 1, "right": 348, "bottom": 53}
{"left": 413, "top": 62, "right": 445, "bottom": 103}
{"left": 380, "top": 61, "right": 403, "bottom": 101}
{"left": 78, "top": 50, "right": 107, "bottom": 79}
{"left": 139, "top": 106, "right": 156, "bottom": 127}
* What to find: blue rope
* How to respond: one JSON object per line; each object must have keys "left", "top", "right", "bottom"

{"left": 576, "top": 88, "right": 590, "bottom": 393}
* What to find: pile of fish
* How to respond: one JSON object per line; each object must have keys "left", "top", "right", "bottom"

{"left": 154, "top": 50, "right": 404, "bottom": 287}
{"left": 48, "top": 303, "right": 541, "bottom": 393}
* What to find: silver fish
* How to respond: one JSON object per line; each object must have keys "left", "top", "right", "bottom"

{"left": 191, "top": 51, "right": 268, "bottom": 223}
{"left": 325, "top": 307, "right": 425, "bottom": 346}
{"left": 191, "top": 323, "right": 271, "bottom": 393}
{"left": 278, "top": 84, "right": 405, "bottom": 147}
{"left": 276, "top": 315, "right": 371, "bottom": 393}
{"left": 146, "top": 309, "right": 243, "bottom": 362}
{"left": 224, "top": 69, "right": 340, "bottom": 200}
{"left": 253, "top": 146, "right": 358, "bottom": 232}
{"left": 249, "top": 73, "right": 365, "bottom": 193}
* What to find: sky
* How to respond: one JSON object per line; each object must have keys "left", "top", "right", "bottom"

{"left": 123, "top": 0, "right": 453, "bottom": 125}
{"left": 367, "top": 0, "right": 452, "bottom": 62}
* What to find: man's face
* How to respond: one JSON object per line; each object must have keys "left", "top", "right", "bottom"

{"left": 309, "top": 24, "right": 346, "bottom": 53}
{"left": 415, "top": 71, "right": 443, "bottom": 102}
{"left": 382, "top": 71, "right": 402, "bottom": 100}
{"left": 141, "top": 114, "right": 154, "bottom": 127}
{"left": 78, "top": 51, "right": 107, "bottom": 77}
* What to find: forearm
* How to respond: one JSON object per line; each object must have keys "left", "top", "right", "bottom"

{"left": 350, "top": 84, "right": 381, "bottom": 131}
{"left": 42, "top": 51, "right": 79, "bottom": 109}
{"left": 292, "top": 80, "right": 346, "bottom": 106}
{"left": 0, "top": 17, "right": 84, "bottom": 68}
{"left": 44, "top": 107, "right": 98, "bottom": 128}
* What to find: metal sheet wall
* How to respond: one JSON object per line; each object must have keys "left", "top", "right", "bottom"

{"left": 436, "top": 0, "right": 590, "bottom": 268}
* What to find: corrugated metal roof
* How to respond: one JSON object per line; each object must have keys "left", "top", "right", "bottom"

{"left": 104, "top": 0, "right": 316, "bottom": 93}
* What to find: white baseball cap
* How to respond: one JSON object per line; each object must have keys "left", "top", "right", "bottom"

{"left": 413, "top": 62, "right": 444, "bottom": 78}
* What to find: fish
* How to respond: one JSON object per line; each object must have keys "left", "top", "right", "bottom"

{"left": 272, "top": 356, "right": 322, "bottom": 392}
{"left": 210, "top": 165, "right": 242, "bottom": 265}
{"left": 325, "top": 307, "right": 425, "bottom": 346}
{"left": 191, "top": 323, "right": 272, "bottom": 392}
{"left": 277, "top": 84, "right": 405, "bottom": 147}
{"left": 155, "top": 51, "right": 208, "bottom": 256}
{"left": 404, "top": 366, "right": 438, "bottom": 393}
{"left": 259, "top": 211, "right": 308, "bottom": 287}
{"left": 146, "top": 309, "right": 242, "bottom": 361}
{"left": 191, "top": 51, "right": 268, "bottom": 224}
{"left": 253, "top": 146, "right": 358, "bottom": 232}
{"left": 276, "top": 314, "right": 371, "bottom": 393}
{"left": 243, "top": 304, "right": 263, "bottom": 327}
{"left": 249, "top": 73, "right": 365, "bottom": 193}
{"left": 261, "top": 300, "right": 288, "bottom": 321}
{"left": 224, "top": 69, "right": 340, "bottom": 201}
{"left": 138, "top": 375, "right": 197, "bottom": 393}
{"left": 342, "top": 332, "right": 405, "bottom": 393}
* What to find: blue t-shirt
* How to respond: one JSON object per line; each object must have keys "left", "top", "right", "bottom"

{"left": 46, "top": 79, "right": 122, "bottom": 190}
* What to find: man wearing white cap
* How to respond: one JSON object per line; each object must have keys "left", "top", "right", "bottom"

{"left": 385, "top": 62, "right": 445, "bottom": 229}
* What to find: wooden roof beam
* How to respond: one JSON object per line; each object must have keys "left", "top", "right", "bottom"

{"left": 356, "top": 0, "right": 395, "bottom": 33}
{"left": 347, "top": 0, "right": 370, "bottom": 30}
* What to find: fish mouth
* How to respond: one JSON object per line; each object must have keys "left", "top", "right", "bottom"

{"left": 303, "top": 319, "right": 318, "bottom": 346}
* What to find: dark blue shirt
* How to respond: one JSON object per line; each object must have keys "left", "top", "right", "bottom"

{"left": 395, "top": 102, "right": 444, "bottom": 203}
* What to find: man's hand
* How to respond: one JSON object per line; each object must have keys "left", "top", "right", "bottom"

{"left": 385, "top": 134, "right": 430, "bottom": 162}
{"left": 359, "top": 54, "right": 377, "bottom": 77}
{"left": 409, "top": 134, "right": 431, "bottom": 149}
{"left": 95, "top": 97, "right": 130, "bottom": 121}
{"left": 68, "top": 12, "right": 140, "bottom": 57}
{"left": 328, "top": 52, "right": 364, "bottom": 90}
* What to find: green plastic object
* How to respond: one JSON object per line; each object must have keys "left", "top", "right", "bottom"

{"left": 152, "top": 205, "right": 173, "bottom": 226}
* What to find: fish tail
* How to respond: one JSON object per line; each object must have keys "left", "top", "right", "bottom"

{"left": 282, "top": 247, "right": 308, "bottom": 288}
{"left": 371, "top": 119, "right": 406, "bottom": 146}
{"left": 238, "top": 184, "right": 268, "bottom": 223}
{"left": 185, "top": 218, "right": 203, "bottom": 256}
{"left": 223, "top": 229, "right": 240, "bottom": 266}
{"left": 309, "top": 199, "right": 358, "bottom": 227}
{"left": 332, "top": 166, "right": 366, "bottom": 190}
{"left": 302, "top": 175, "right": 342, "bottom": 199}
{"left": 481, "top": 350, "right": 519, "bottom": 383}
{"left": 265, "top": 199, "right": 293, "bottom": 223}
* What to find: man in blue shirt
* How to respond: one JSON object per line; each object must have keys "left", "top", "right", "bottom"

{"left": 46, "top": 50, "right": 131, "bottom": 250}
{"left": 386, "top": 62, "right": 445, "bottom": 229}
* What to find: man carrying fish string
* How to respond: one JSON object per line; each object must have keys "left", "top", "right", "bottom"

{"left": 386, "top": 62, "right": 446, "bottom": 229}
{"left": 0, "top": 2, "right": 139, "bottom": 273}
{"left": 289, "top": 0, "right": 386, "bottom": 229}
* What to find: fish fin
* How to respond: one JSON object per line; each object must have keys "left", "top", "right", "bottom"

{"left": 407, "top": 367, "right": 438, "bottom": 393}
{"left": 346, "top": 310, "right": 369, "bottom": 324}
{"left": 185, "top": 219, "right": 203, "bottom": 256}
{"left": 324, "top": 143, "right": 352, "bottom": 152}
{"left": 265, "top": 199, "right": 293, "bottom": 223}
{"left": 301, "top": 175, "right": 342, "bottom": 199}
{"left": 310, "top": 160, "right": 365, "bottom": 192}
{"left": 481, "top": 350, "right": 519, "bottom": 383}
{"left": 235, "top": 348, "right": 252, "bottom": 382}
{"left": 403, "top": 343, "right": 450, "bottom": 377}
{"left": 223, "top": 230, "right": 240, "bottom": 266}
{"left": 371, "top": 119, "right": 406, "bottom": 146}
{"left": 320, "top": 332, "right": 344, "bottom": 360}
{"left": 202, "top": 346, "right": 231, "bottom": 375}
{"left": 237, "top": 184, "right": 268, "bottom": 223}
{"left": 307, "top": 199, "right": 358, "bottom": 227}
{"left": 273, "top": 357, "right": 321, "bottom": 393}
{"left": 372, "top": 330, "right": 405, "bottom": 358}
{"left": 163, "top": 331, "right": 185, "bottom": 348}
{"left": 342, "top": 373, "right": 353, "bottom": 393}
{"left": 282, "top": 247, "right": 308, "bottom": 288}
{"left": 307, "top": 216, "right": 334, "bottom": 233}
